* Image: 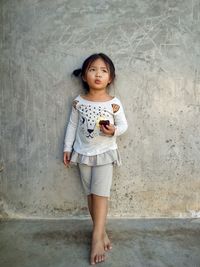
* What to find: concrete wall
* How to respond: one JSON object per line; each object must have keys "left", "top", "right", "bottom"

{"left": 1, "top": 0, "right": 200, "bottom": 218}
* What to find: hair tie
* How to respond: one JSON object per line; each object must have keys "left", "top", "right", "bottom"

{"left": 72, "top": 68, "right": 82, "bottom": 77}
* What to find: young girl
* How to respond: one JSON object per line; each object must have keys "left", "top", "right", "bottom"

{"left": 63, "top": 53, "right": 128, "bottom": 265}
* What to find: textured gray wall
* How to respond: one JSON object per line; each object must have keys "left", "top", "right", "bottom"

{"left": 1, "top": 0, "right": 200, "bottom": 218}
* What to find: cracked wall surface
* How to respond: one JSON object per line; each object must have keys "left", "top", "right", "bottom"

{"left": 0, "top": 0, "right": 200, "bottom": 218}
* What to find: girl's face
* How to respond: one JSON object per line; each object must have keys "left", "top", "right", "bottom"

{"left": 83, "top": 58, "right": 112, "bottom": 91}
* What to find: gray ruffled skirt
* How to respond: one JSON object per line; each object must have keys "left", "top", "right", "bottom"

{"left": 70, "top": 149, "right": 121, "bottom": 166}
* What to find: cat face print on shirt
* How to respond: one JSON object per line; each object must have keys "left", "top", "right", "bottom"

{"left": 73, "top": 100, "right": 111, "bottom": 139}
{"left": 80, "top": 104, "right": 111, "bottom": 138}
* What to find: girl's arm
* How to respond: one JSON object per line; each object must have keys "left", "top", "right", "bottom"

{"left": 63, "top": 104, "right": 79, "bottom": 153}
{"left": 113, "top": 102, "right": 128, "bottom": 137}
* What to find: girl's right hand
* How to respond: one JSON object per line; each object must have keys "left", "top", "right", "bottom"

{"left": 63, "top": 151, "right": 71, "bottom": 167}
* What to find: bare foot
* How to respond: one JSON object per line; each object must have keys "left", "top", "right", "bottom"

{"left": 104, "top": 231, "right": 112, "bottom": 251}
{"left": 90, "top": 235, "right": 105, "bottom": 265}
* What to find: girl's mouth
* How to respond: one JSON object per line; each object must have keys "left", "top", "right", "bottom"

{"left": 95, "top": 79, "right": 101, "bottom": 84}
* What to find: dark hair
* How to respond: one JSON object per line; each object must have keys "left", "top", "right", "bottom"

{"left": 72, "top": 53, "right": 115, "bottom": 91}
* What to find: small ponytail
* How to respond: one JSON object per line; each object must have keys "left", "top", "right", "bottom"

{"left": 72, "top": 68, "right": 82, "bottom": 77}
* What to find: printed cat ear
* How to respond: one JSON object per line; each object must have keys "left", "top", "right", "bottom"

{"left": 72, "top": 100, "right": 79, "bottom": 109}
{"left": 112, "top": 104, "right": 120, "bottom": 113}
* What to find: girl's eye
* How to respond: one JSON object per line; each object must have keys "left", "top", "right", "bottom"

{"left": 88, "top": 68, "right": 108, "bottom": 73}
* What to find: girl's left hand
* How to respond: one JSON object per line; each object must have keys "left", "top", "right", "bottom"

{"left": 100, "top": 124, "right": 115, "bottom": 136}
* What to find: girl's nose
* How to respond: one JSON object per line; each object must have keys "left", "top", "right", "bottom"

{"left": 96, "top": 71, "right": 101, "bottom": 77}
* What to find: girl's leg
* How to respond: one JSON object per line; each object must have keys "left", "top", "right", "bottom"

{"left": 90, "top": 194, "right": 107, "bottom": 265}
{"left": 87, "top": 195, "right": 112, "bottom": 251}
{"left": 78, "top": 163, "right": 113, "bottom": 265}
{"left": 89, "top": 164, "right": 113, "bottom": 265}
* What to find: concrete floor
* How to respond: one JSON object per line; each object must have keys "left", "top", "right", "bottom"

{"left": 0, "top": 218, "right": 200, "bottom": 267}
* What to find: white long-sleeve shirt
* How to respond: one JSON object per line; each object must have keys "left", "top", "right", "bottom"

{"left": 63, "top": 95, "right": 128, "bottom": 156}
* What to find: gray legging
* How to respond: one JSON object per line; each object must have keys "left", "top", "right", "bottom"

{"left": 78, "top": 163, "right": 113, "bottom": 197}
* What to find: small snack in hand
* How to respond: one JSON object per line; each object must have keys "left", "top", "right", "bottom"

{"left": 99, "top": 120, "right": 110, "bottom": 129}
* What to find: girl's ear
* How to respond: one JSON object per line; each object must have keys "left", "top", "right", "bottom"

{"left": 108, "top": 78, "right": 112, "bottom": 84}
{"left": 82, "top": 75, "right": 87, "bottom": 82}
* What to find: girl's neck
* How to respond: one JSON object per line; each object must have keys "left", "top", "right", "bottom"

{"left": 83, "top": 89, "right": 112, "bottom": 101}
